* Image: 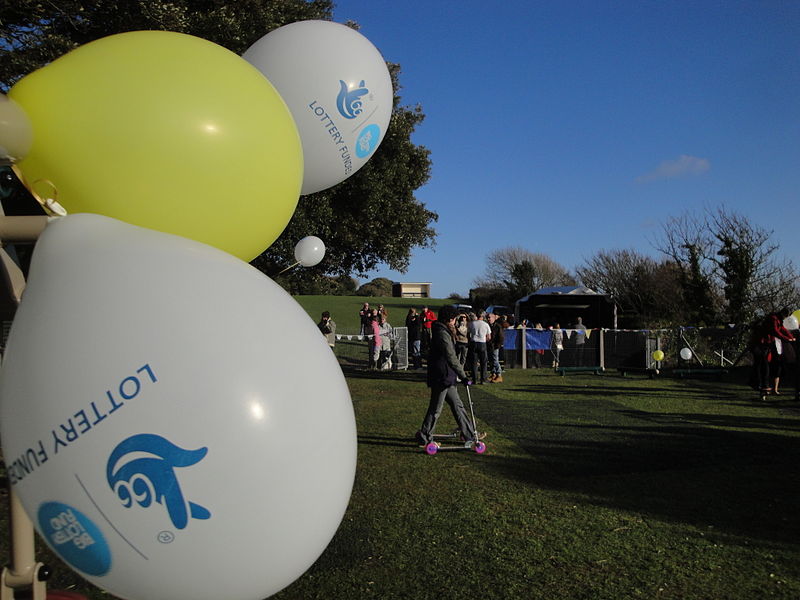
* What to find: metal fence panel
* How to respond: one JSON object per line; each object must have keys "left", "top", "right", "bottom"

{"left": 331, "top": 327, "right": 408, "bottom": 370}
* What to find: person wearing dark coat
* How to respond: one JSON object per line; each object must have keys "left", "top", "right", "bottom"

{"left": 405, "top": 308, "right": 423, "bottom": 369}
{"left": 415, "top": 305, "right": 482, "bottom": 445}
{"left": 751, "top": 307, "right": 796, "bottom": 395}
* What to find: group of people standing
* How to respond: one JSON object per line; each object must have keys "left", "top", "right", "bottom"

{"left": 406, "top": 307, "right": 506, "bottom": 384}
{"left": 404, "top": 305, "right": 436, "bottom": 369}
{"left": 358, "top": 302, "right": 395, "bottom": 370}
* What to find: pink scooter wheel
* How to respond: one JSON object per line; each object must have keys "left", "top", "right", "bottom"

{"left": 474, "top": 441, "right": 487, "bottom": 454}
{"left": 425, "top": 442, "right": 439, "bottom": 455}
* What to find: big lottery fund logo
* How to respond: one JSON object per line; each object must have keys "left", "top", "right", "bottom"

{"left": 308, "top": 77, "right": 382, "bottom": 177}
{"left": 336, "top": 79, "right": 369, "bottom": 119}
{"left": 39, "top": 502, "right": 112, "bottom": 576}
{"left": 107, "top": 433, "right": 211, "bottom": 530}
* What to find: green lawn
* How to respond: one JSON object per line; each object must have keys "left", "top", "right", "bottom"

{"left": 3, "top": 366, "right": 799, "bottom": 599}
{"left": 294, "top": 295, "right": 456, "bottom": 331}
{"left": 271, "top": 367, "right": 800, "bottom": 600}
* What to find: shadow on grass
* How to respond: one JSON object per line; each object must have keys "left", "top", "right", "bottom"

{"left": 357, "top": 434, "right": 415, "bottom": 449}
{"left": 341, "top": 365, "right": 427, "bottom": 383}
{"left": 503, "top": 382, "right": 730, "bottom": 402}
{"left": 470, "top": 386, "right": 800, "bottom": 545}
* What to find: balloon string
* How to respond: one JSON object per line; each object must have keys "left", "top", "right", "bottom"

{"left": 10, "top": 165, "right": 67, "bottom": 217}
{"left": 277, "top": 261, "right": 299, "bottom": 275}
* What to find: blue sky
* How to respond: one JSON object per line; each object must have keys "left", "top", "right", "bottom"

{"left": 331, "top": 1, "right": 800, "bottom": 298}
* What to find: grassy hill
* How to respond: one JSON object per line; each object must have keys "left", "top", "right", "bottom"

{"left": 293, "top": 295, "right": 456, "bottom": 331}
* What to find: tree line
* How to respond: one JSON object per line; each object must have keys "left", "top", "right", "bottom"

{"left": 472, "top": 207, "right": 798, "bottom": 329}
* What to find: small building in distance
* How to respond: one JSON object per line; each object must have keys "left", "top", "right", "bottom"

{"left": 392, "top": 282, "right": 432, "bottom": 298}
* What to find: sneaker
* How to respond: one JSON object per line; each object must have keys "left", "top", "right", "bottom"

{"left": 476, "top": 431, "right": 487, "bottom": 440}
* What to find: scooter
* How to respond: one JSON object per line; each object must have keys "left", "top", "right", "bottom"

{"left": 424, "top": 382, "right": 487, "bottom": 455}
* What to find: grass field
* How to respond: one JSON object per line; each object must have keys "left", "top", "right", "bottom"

{"left": 3, "top": 365, "right": 799, "bottom": 599}
{"left": 294, "top": 295, "right": 456, "bottom": 331}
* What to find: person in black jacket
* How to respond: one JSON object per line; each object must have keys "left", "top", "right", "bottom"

{"left": 405, "top": 307, "right": 423, "bottom": 369}
{"left": 415, "top": 305, "right": 482, "bottom": 445}
{"left": 487, "top": 312, "right": 505, "bottom": 382}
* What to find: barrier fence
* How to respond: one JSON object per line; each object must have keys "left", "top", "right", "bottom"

{"left": 501, "top": 326, "right": 751, "bottom": 371}
{"left": 327, "top": 325, "right": 751, "bottom": 374}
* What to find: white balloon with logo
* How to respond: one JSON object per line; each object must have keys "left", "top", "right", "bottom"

{"left": 243, "top": 20, "right": 393, "bottom": 195}
{"left": 0, "top": 215, "right": 357, "bottom": 600}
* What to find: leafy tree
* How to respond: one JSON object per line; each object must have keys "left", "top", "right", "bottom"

{"left": 655, "top": 207, "right": 798, "bottom": 326}
{"left": 0, "top": 1, "right": 334, "bottom": 90}
{"left": 706, "top": 208, "right": 797, "bottom": 323}
{"left": 506, "top": 260, "right": 538, "bottom": 302}
{"left": 474, "top": 246, "right": 574, "bottom": 306}
{"left": 468, "top": 283, "right": 508, "bottom": 311}
{"left": 335, "top": 274, "right": 358, "bottom": 295}
{"left": 272, "top": 270, "right": 358, "bottom": 295}
{"left": 577, "top": 249, "right": 685, "bottom": 328}
{"left": 355, "top": 277, "right": 393, "bottom": 297}
{"left": 1, "top": 1, "right": 437, "bottom": 287}
{"left": 681, "top": 242, "right": 720, "bottom": 326}
{"left": 655, "top": 213, "right": 721, "bottom": 325}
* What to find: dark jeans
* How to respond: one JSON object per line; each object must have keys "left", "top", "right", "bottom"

{"left": 418, "top": 385, "right": 476, "bottom": 444}
{"left": 472, "top": 342, "right": 488, "bottom": 383}
{"left": 504, "top": 348, "right": 517, "bottom": 369}
{"left": 575, "top": 343, "right": 585, "bottom": 366}
{"left": 753, "top": 345, "right": 771, "bottom": 390}
{"left": 421, "top": 327, "right": 432, "bottom": 354}
{"left": 456, "top": 342, "right": 469, "bottom": 366}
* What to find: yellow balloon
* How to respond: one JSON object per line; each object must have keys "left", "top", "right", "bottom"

{"left": 794, "top": 309, "right": 800, "bottom": 323}
{"left": 652, "top": 350, "right": 665, "bottom": 361}
{"left": 9, "top": 31, "right": 302, "bottom": 261}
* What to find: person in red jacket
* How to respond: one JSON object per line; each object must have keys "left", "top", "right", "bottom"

{"left": 751, "top": 307, "right": 795, "bottom": 396}
{"left": 420, "top": 305, "right": 436, "bottom": 354}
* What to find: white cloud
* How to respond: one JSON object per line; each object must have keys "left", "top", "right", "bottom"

{"left": 635, "top": 154, "right": 710, "bottom": 183}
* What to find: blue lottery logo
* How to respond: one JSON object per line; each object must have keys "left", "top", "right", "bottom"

{"left": 106, "top": 434, "right": 211, "bottom": 530}
{"left": 336, "top": 79, "right": 369, "bottom": 119}
{"left": 38, "top": 502, "right": 111, "bottom": 576}
{"left": 356, "top": 124, "right": 381, "bottom": 159}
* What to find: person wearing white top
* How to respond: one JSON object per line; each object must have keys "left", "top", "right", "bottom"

{"left": 468, "top": 311, "right": 492, "bottom": 384}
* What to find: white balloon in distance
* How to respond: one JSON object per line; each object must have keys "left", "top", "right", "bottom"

{"left": 784, "top": 314, "right": 799, "bottom": 331}
{"left": 294, "top": 235, "right": 326, "bottom": 267}
{"left": 0, "top": 215, "right": 357, "bottom": 600}
{"left": 243, "top": 20, "right": 393, "bottom": 195}
{"left": 680, "top": 347, "right": 693, "bottom": 361}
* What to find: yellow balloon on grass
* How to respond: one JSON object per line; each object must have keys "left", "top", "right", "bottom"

{"left": 9, "top": 31, "right": 302, "bottom": 261}
{"left": 652, "top": 350, "right": 665, "bottom": 361}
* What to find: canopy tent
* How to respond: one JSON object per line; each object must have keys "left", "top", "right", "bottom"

{"left": 515, "top": 286, "right": 617, "bottom": 329}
